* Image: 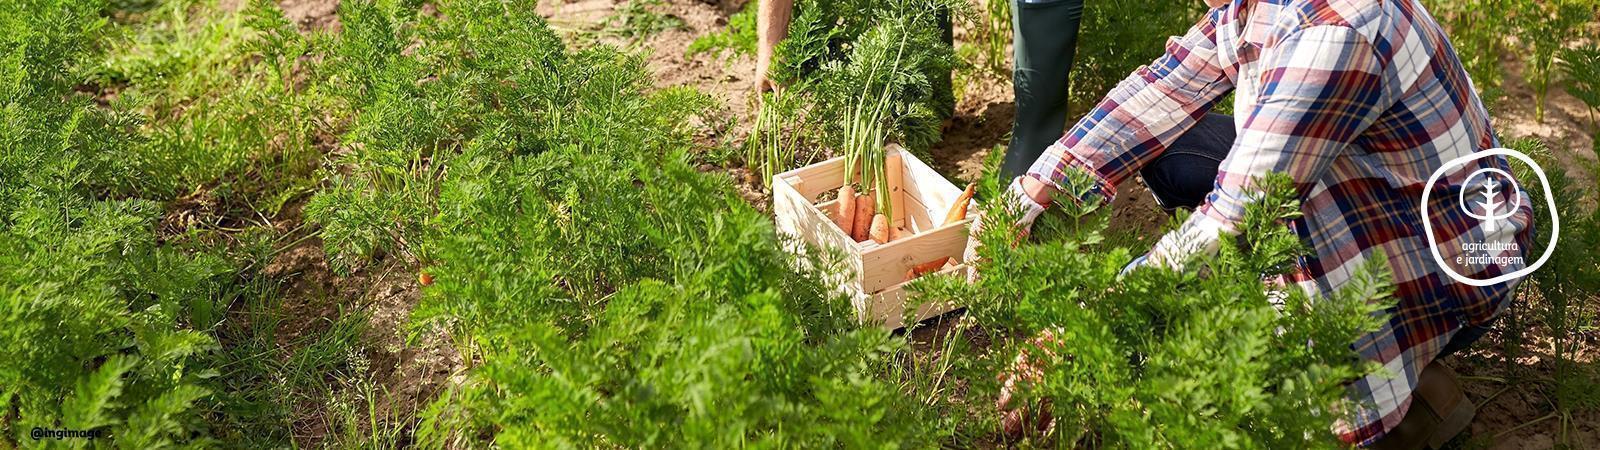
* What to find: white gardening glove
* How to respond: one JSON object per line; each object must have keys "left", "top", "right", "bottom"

{"left": 963, "top": 177, "right": 1049, "bottom": 280}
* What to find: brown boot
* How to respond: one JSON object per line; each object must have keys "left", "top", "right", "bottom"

{"left": 1369, "top": 362, "right": 1476, "bottom": 449}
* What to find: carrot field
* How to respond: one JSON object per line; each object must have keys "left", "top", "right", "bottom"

{"left": 3, "top": 0, "right": 1598, "bottom": 448}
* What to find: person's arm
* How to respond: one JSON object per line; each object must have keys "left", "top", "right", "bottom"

{"left": 1020, "top": 8, "right": 1237, "bottom": 208}
{"left": 1145, "top": 24, "right": 1392, "bottom": 271}
{"left": 755, "top": 0, "right": 794, "bottom": 93}
{"left": 967, "top": 9, "right": 1236, "bottom": 269}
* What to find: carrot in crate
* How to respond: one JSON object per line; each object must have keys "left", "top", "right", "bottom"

{"left": 869, "top": 214, "right": 890, "bottom": 244}
{"left": 945, "top": 183, "right": 976, "bottom": 225}
{"left": 852, "top": 194, "right": 875, "bottom": 242}
{"left": 836, "top": 184, "right": 857, "bottom": 237}
{"left": 905, "top": 257, "right": 952, "bottom": 280}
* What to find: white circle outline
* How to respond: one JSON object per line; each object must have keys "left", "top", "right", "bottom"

{"left": 1421, "top": 148, "right": 1559, "bottom": 287}
{"left": 1458, "top": 168, "right": 1520, "bottom": 220}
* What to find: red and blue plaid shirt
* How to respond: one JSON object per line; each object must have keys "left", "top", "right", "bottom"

{"left": 1025, "top": 0, "right": 1534, "bottom": 444}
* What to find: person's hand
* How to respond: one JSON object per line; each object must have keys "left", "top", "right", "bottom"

{"left": 754, "top": 0, "right": 792, "bottom": 96}
{"left": 997, "top": 329, "right": 1063, "bottom": 439}
{"left": 754, "top": 54, "right": 779, "bottom": 94}
{"left": 1119, "top": 253, "right": 1149, "bottom": 277}
{"left": 963, "top": 177, "right": 1051, "bottom": 281}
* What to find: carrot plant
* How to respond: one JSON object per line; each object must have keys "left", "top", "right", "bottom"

{"left": 686, "top": 0, "right": 756, "bottom": 59}
{"left": 284, "top": 1, "right": 940, "bottom": 445}
{"left": 747, "top": 88, "right": 808, "bottom": 189}
{"left": 2, "top": 0, "right": 238, "bottom": 445}
{"left": 1500, "top": 137, "right": 1600, "bottom": 446}
{"left": 1433, "top": 0, "right": 1514, "bottom": 105}
{"left": 914, "top": 170, "right": 1393, "bottom": 447}
{"left": 771, "top": 0, "right": 959, "bottom": 155}
{"left": 414, "top": 145, "right": 943, "bottom": 446}
{"left": 1561, "top": 44, "right": 1600, "bottom": 130}
{"left": 1512, "top": 0, "right": 1593, "bottom": 122}
{"left": 1069, "top": 0, "right": 1205, "bottom": 113}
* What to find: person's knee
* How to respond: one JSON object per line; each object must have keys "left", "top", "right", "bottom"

{"left": 1141, "top": 153, "right": 1220, "bottom": 211}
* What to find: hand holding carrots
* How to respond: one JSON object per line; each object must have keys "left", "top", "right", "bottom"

{"left": 997, "top": 328, "right": 1063, "bottom": 439}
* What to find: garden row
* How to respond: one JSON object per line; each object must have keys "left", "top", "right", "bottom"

{"left": 3, "top": 0, "right": 1598, "bottom": 447}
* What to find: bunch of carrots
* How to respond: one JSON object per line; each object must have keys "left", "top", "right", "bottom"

{"left": 822, "top": 29, "right": 977, "bottom": 281}
{"left": 830, "top": 30, "right": 901, "bottom": 246}
{"left": 831, "top": 101, "right": 895, "bottom": 244}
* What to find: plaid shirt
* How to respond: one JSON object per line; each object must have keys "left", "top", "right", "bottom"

{"left": 1025, "top": 0, "right": 1533, "bottom": 444}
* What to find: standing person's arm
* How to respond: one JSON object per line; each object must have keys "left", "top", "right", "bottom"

{"left": 756, "top": 0, "right": 794, "bottom": 93}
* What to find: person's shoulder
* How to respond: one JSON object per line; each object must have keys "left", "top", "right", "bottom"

{"left": 1267, "top": 0, "right": 1394, "bottom": 28}
{"left": 1266, "top": 0, "right": 1399, "bottom": 41}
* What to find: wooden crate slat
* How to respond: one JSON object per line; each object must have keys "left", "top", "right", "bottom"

{"left": 857, "top": 218, "right": 971, "bottom": 294}
{"left": 773, "top": 176, "right": 861, "bottom": 274}
{"left": 886, "top": 151, "right": 906, "bottom": 227}
{"left": 780, "top": 155, "right": 846, "bottom": 201}
{"left": 897, "top": 151, "right": 962, "bottom": 229}
{"left": 866, "top": 264, "right": 965, "bottom": 329}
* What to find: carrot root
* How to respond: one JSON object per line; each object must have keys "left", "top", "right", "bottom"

{"left": 836, "top": 185, "right": 857, "bottom": 237}
{"left": 852, "top": 193, "right": 875, "bottom": 242}
{"left": 944, "top": 183, "right": 977, "bottom": 226}
{"left": 905, "top": 256, "right": 953, "bottom": 281}
{"left": 869, "top": 214, "right": 890, "bottom": 244}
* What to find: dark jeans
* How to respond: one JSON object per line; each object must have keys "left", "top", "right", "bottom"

{"left": 1002, "top": 0, "right": 1086, "bottom": 178}
{"left": 1438, "top": 321, "right": 1493, "bottom": 359}
{"left": 1138, "top": 112, "right": 1235, "bottom": 211}
{"left": 1137, "top": 112, "right": 1497, "bottom": 357}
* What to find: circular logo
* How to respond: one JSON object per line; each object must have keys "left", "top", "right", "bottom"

{"left": 1420, "top": 148, "right": 1559, "bottom": 287}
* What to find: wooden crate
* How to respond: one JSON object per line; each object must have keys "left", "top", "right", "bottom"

{"left": 772, "top": 145, "right": 976, "bottom": 329}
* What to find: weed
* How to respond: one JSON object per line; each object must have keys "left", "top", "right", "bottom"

{"left": 1560, "top": 44, "right": 1600, "bottom": 130}
{"left": 686, "top": 0, "right": 756, "bottom": 59}
{"left": 1512, "top": 0, "right": 1593, "bottom": 123}
{"left": 601, "top": 0, "right": 685, "bottom": 41}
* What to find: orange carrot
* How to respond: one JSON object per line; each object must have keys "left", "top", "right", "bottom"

{"left": 905, "top": 256, "right": 952, "bottom": 281}
{"left": 852, "top": 193, "right": 875, "bottom": 242}
{"left": 889, "top": 224, "right": 902, "bottom": 242}
{"left": 944, "top": 183, "right": 977, "bottom": 225}
{"left": 836, "top": 184, "right": 857, "bottom": 237}
{"left": 869, "top": 214, "right": 890, "bottom": 244}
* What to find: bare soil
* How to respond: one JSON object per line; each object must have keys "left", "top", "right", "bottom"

{"left": 255, "top": 229, "right": 460, "bottom": 447}
{"left": 281, "top": 0, "right": 341, "bottom": 31}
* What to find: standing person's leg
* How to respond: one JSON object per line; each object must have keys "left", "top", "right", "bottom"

{"left": 936, "top": 9, "right": 957, "bottom": 119}
{"left": 1002, "top": 0, "right": 1085, "bottom": 179}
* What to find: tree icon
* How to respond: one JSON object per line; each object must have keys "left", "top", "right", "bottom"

{"left": 1460, "top": 168, "right": 1520, "bottom": 234}
{"left": 1478, "top": 178, "right": 1502, "bottom": 232}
